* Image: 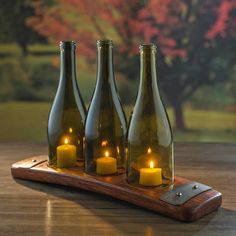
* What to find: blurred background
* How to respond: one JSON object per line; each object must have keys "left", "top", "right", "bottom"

{"left": 0, "top": 0, "right": 235, "bottom": 143}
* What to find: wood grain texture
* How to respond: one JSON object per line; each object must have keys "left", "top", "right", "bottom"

{"left": 11, "top": 156, "right": 222, "bottom": 222}
{"left": 1, "top": 142, "right": 236, "bottom": 236}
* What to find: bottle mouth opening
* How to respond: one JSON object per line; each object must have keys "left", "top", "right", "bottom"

{"left": 60, "top": 41, "right": 76, "bottom": 49}
{"left": 139, "top": 43, "right": 157, "bottom": 51}
{"left": 97, "top": 39, "right": 113, "bottom": 47}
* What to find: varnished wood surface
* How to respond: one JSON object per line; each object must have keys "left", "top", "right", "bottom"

{"left": 1, "top": 142, "right": 236, "bottom": 235}
{"left": 11, "top": 156, "right": 222, "bottom": 222}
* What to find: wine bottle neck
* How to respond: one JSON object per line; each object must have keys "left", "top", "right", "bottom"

{"left": 139, "top": 46, "right": 158, "bottom": 92}
{"left": 96, "top": 42, "right": 115, "bottom": 87}
{"left": 59, "top": 42, "right": 77, "bottom": 88}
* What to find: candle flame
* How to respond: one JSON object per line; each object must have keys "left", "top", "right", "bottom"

{"left": 65, "top": 138, "right": 68, "bottom": 144}
{"left": 105, "top": 151, "right": 109, "bottom": 157}
{"left": 150, "top": 161, "right": 154, "bottom": 168}
{"left": 147, "top": 147, "right": 152, "bottom": 154}
{"left": 69, "top": 127, "right": 73, "bottom": 133}
{"left": 101, "top": 140, "right": 108, "bottom": 147}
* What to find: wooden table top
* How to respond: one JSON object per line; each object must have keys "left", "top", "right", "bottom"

{"left": 1, "top": 142, "right": 236, "bottom": 236}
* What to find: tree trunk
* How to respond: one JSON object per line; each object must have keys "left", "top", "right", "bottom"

{"left": 18, "top": 42, "right": 28, "bottom": 56}
{"left": 173, "top": 101, "right": 186, "bottom": 130}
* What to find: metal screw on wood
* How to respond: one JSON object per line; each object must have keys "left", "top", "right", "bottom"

{"left": 176, "top": 192, "right": 183, "bottom": 197}
{"left": 193, "top": 185, "right": 199, "bottom": 190}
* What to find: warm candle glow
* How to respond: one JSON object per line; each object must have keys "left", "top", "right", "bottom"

{"left": 69, "top": 127, "right": 73, "bottom": 133}
{"left": 147, "top": 147, "right": 152, "bottom": 154}
{"left": 150, "top": 161, "right": 154, "bottom": 168}
{"left": 139, "top": 160, "right": 162, "bottom": 186}
{"left": 101, "top": 140, "right": 108, "bottom": 147}
{"left": 65, "top": 138, "right": 68, "bottom": 144}
{"left": 96, "top": 151, "right": 117, "bottom": 175}
{"left": 57, "top": 137, "right": 76, "bottom": 168}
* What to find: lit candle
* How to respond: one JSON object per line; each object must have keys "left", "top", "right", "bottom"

{"left": 139, "top": 161, "right": 162, "bottom": 187}
{"left": 96, "top": 151, "right": 117, "bottom": 175}
{"left": 57, "top": 138, "right": 76, "bottom": 168}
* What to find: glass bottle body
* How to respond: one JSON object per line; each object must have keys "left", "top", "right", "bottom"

{"left": 127, "top": 44, "right": 174, "bottom": 187}
{"left": 47, "top": 41, "right": 86, "bottom": 167}
{"left": 85, "top": 40, "right": 127, "bottom": 175}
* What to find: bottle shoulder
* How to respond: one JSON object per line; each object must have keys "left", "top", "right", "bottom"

{"left": 127, "top": 94, "right": 173, "bottom": 146}
{"left": 48, "top": 89, "right": 86, "bottom": 129}
{"left": 87, "top": 84, "right": 126, "bottom": 118}
{"left": 85, "top": 87, "right": 127, "bottom": 137}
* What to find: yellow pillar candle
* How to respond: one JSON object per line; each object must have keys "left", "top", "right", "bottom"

{"left": 139, "top": 161, "right": 162, "bottom": 186}
{"left": 96, "top": 151, "right": 117, "bottom": 175}
{"left": 57, "top": 138, "right": 76, "bottom": 168}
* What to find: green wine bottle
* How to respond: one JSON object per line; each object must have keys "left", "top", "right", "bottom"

{"left": 47, "top": 41, "right": 86, "bottom": 167}
{"left": 85, "top": 40, "right": 127, "bottom": 175}
{"left": 127, "top": 43, "right": 174, "bottom": 187}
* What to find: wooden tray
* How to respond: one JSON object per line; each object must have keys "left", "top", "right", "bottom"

{"left": 11, "top": 156, "right": 222, "bottom": 222}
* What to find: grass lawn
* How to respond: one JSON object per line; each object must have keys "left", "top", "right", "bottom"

{"left": 0, "top": 102, "right": 235, "bottom": 143}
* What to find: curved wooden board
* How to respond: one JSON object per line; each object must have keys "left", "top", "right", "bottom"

{"left": 11, "top": 156, "right": 222, "bottom": 222}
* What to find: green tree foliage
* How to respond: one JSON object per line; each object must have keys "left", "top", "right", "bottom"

{"left": 0, "top": 0, "right": 47, "bottom": 55}
{"left": 0, "top": 56, "right": 58, "bottom": 102}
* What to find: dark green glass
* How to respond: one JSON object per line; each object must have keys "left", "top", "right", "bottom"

{"left": 127, "top": 43, "right": 174, "bottom": 187}
{"left": 47, "top": 41, "right": 86, "bottom": 167}
{"left": 85, "top": 40, "right": 127, "bottom": 175}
